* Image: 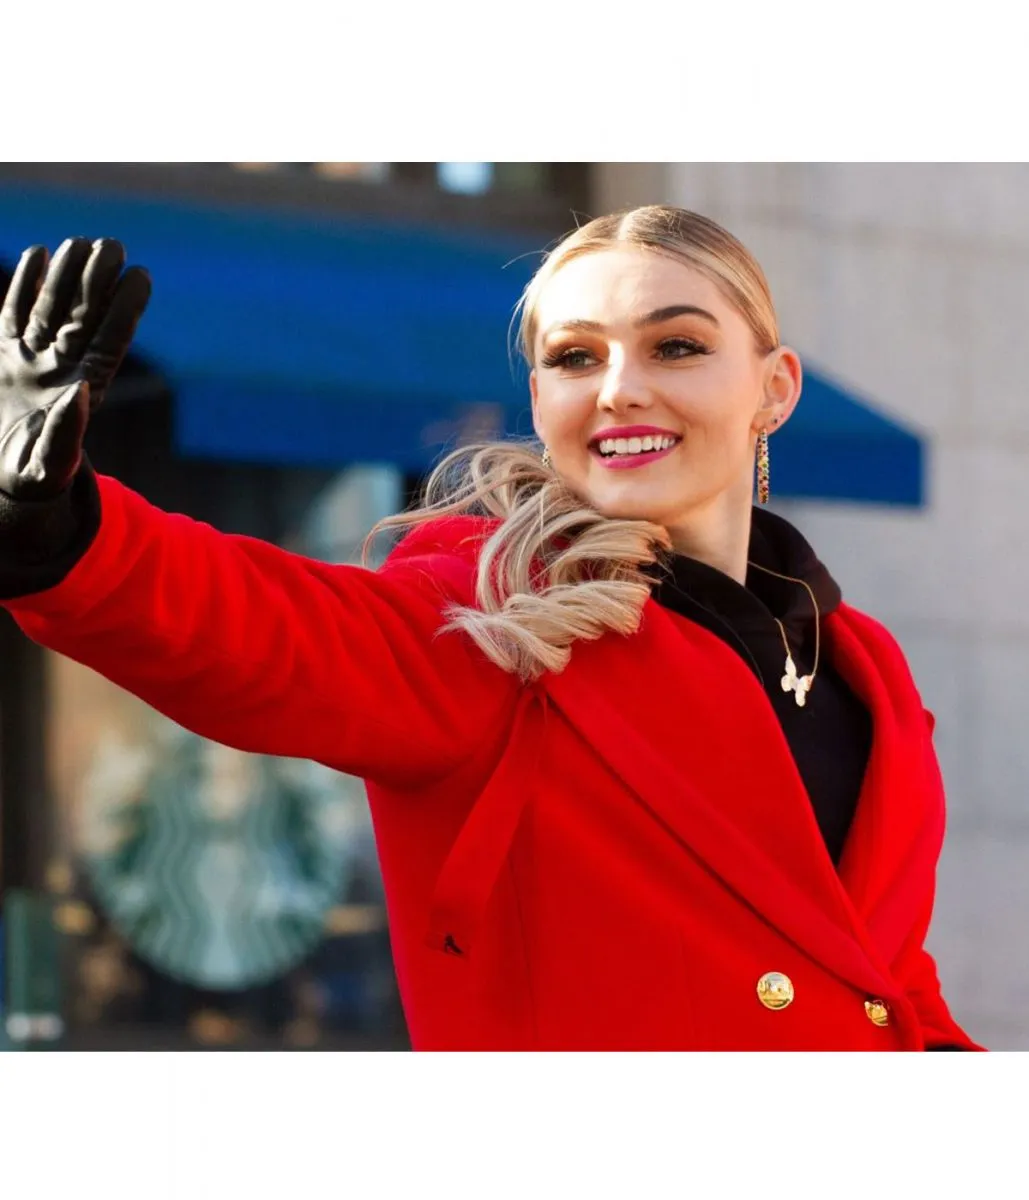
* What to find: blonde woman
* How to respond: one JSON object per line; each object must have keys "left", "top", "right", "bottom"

{"left": 0, "top": 212, "right": 981, "bottom": 1051}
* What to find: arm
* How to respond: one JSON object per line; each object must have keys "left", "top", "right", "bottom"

{"left": 0, "top": 237, "right": 518, "bottom": 788}
{"left": 2, "top": 467, "right": 517, "bottom": 788}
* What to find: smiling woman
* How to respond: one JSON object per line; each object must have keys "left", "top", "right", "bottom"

{"left": 0, "top": 209, "right": 981, "bottom": 1051}
{"left": 369, "top": 208, "right": 804, "bottom": 679}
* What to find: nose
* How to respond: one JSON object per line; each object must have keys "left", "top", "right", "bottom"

{"left": 595, "top": 352, "right": 654, "bottom": 415}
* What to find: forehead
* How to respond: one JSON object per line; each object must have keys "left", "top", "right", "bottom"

{"left": 534, "top": 246, "right": 728, "bottom": 334}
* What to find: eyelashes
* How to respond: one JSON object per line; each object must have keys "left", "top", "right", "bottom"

{"left": 656, "top": 337, "right": 713, "bottom": 360}
{"left": 540, "top": 337, "right": 712, "bottom": 370}
{"left": 540, "top": 347, "right": 596, "bottom": 369}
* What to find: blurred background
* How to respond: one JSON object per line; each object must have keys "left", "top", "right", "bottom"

{"left": 0, "top": 162, "right": 1019, "bottom": 1050}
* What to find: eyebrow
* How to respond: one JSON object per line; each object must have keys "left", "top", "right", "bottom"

{"left": 541, "top": 305, "right": 720, "bottom": 340}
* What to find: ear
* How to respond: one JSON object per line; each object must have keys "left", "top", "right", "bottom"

{"left": 753, "top": 346, "right": 803, "bottom": 433}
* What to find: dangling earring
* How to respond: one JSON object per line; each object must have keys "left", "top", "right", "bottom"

{"left": 756, "top": 429, "right": 771, "bottom": 506}
{"left": 541, "top": 447, "right": 552, "bottom": 469}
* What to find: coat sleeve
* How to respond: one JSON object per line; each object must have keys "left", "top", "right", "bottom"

{"left": 891, "top": 896, "right": 985, "bottom": 1051}
{"left": 891, "top": 713, "right": 985, "bottom": 1051}
{"left": 1, "top": 474, "right": 519, "bottom": 788}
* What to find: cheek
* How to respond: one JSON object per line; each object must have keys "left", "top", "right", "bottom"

{"left": 535, "top": 381, "right": 594, "bottom": 440}
{"left": 669, "top": 368, "right": 760, "bottom": 433}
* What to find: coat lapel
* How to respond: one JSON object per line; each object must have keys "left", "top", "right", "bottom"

{"left": 542, "top": 599, "right": 897, "bottom": 1000}
{"left": 828, "top": 608, "right": 946, "bottom": 962}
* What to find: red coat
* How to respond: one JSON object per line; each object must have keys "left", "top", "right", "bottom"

{"left": 5, "top": 475, "right": 982, "bottom": 1051}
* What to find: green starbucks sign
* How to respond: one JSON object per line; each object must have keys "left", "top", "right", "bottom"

{"left": 83, "top": 724, "right": 368, "bottom": 990}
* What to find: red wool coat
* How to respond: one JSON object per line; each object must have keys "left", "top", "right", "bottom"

{"left": 5, "top": 475, "right": 982, "bottom": 1051}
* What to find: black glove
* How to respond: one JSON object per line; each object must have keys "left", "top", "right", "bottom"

{"left": 0, "top": 239, "right": 149, "bottom": 600}
{"left": 0, "top": 237, "right": 151, "bottom": 502}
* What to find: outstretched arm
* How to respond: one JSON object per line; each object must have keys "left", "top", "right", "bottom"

{"left": 0, "top": 238, "right": 517, "bottom": 788}
{"left": 3, "top": 469, "right": 516, "bottom": 787}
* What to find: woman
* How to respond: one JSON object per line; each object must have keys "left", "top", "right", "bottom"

{"left": 0, "top": 210, "right": 982, "bottom": 1051}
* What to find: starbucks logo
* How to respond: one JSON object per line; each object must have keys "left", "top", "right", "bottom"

{"left": 80, "top": 721, "right": 371, "bottom": 991}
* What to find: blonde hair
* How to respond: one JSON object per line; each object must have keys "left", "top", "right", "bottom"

{"left": 366, "top": 206, "right": 780, "bottom": 682}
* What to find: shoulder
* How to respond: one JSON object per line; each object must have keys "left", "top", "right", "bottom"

{"left": 378, "top": 515, "right": 499, "bottom": 607}
{"left": 834, "top": 602, "right": 908, "bottom": 658}
{"left": 833, "top": 602, "right": 935, "bottom": 724}
{"left": 387, "top": 515, "right": 500, "bottom": 563}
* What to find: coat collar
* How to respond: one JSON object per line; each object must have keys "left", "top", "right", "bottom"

{"left": 649, "top": 505, "right": 842, "bottom": 641}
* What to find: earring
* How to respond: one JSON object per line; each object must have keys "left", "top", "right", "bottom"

{"left": 541, "top": 447, "right": 552, "bottom": 469}
{"left": 756, "top": 430, "right": 770, "bottom": 506}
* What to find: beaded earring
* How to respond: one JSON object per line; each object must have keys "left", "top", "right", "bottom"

{"left": 756, "top": 430, "right": 771, "bottom": 505}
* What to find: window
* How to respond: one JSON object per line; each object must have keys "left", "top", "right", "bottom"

{"left": 37, "top": 464, "right": 411, "bottom": 1050}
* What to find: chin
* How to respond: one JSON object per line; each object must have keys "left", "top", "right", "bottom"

{"left": 586, "top": 488, "right": 681, "bottom": 527}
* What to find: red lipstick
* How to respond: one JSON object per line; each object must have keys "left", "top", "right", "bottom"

{"left": 589, "top": 426, "right": 682, "bottom": 471}
{"left": 589, "top": 425, "right": 680, "bottom": 444}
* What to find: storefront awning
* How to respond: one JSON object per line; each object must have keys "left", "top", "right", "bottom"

{"left": 0, "top": 183, "right": 924, "bottom": 506}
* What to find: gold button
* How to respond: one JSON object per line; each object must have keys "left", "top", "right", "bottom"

{"left": 757, "top": 972, "right": 795, "bottom": 1011}
{"left": 864, "top": 999, "right": 890, "bottom": 1027}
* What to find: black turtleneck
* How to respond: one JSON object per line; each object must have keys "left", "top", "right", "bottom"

{"left": 648, "top": 508, "right": 873, "bottom": 867}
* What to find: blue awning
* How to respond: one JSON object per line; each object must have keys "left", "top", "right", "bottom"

{"left": 772, "top": 369, "right": 924, "bottom": 507}
{"left": 0, "top": 183, "right": 924, "bottom": 506}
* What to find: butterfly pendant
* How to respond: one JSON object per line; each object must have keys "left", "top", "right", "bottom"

{"left": 781, "top": 654, "right": 813, "bottom": 707}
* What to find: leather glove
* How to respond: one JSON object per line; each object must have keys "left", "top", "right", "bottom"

{"left": 0, "top": 237, "right": 151, "bottom": 502}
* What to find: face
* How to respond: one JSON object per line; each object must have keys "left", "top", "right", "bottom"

{"left": 529, "top": 247, "right": 801, "bottom": 536}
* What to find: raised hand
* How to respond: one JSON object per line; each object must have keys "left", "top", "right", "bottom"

{"left": 0, "top": 238, "right": 151, "bottom": 501}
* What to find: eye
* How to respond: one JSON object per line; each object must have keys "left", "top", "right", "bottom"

{"left": 656, "top": 337, "right": 711, "bottom": 360}
{"left": 540, "top": 346, "right": 598, "bottom": 370}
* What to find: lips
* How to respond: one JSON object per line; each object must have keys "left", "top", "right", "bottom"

{"left": 588, "top": 426, "right": 682, "bottom": 470}
{"left": 585, "top": 427, "right": 681, "bottom": 472}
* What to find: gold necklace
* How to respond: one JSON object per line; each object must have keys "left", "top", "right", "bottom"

{"left": 746, "top": 561, "right": 821, "bottom": 708}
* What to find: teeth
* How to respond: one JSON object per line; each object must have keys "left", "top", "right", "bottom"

{"left": 596, "top": 435, "right": 678, "bottom": 457}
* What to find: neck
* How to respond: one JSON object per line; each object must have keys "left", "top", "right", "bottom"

{"left": 663, "top": 490, "right": 755, "bottom": 585}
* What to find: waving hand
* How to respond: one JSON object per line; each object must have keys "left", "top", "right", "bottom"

{"left": 0, "top": 238, "right": 151, "bottom": 501}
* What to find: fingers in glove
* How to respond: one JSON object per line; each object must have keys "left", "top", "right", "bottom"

{"left": 31, "top": 381, "right": 90, "bottom": 489}
{"left": 80, "top": 265, "right": 152, "bottom": 407}
{"left": 23, "top": 238, "right": 95, "bottom": 353}
{"left": 0, "top": 381, "right": 89, "bottom": 497}
{"left": 0, "top": 245, "right": 49, "bottom": 340}
{"left": 50, "top": 239, "right": 128, "bottom": 365}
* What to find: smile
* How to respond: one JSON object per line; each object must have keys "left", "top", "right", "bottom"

{"left": 588, "top": 427, "right": 682, "bottom": 470}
